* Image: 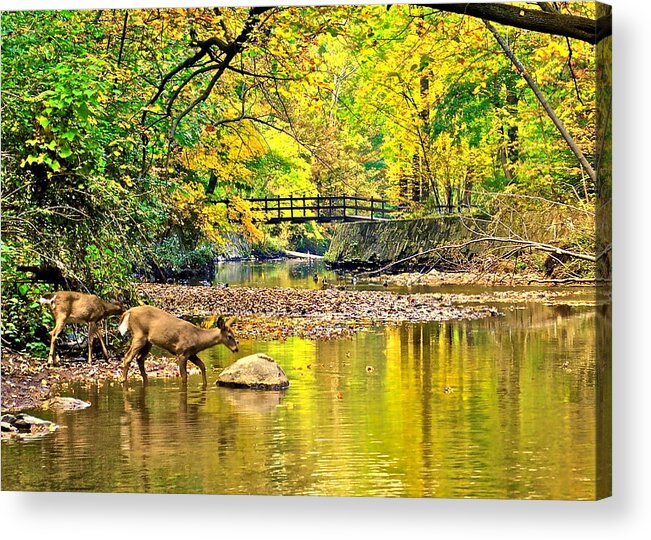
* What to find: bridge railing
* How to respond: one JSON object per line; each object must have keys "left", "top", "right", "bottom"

{"left": 216, "top": 195, "right": 477, "bottom": 223}
{"left": 219, "top": 195, "right": 400, "bottom": 222}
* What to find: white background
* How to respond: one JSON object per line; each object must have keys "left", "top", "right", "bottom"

{"left": 1, "top": 1, "right": 649, "bottom": 538}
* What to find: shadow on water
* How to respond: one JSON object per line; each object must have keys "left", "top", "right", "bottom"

{"left": 2, "top": 261, "right": 600, "bottom": 499}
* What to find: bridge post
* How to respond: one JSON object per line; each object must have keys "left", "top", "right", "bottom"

{"left": 302, "top": 195, "right": 306, "bottom": 217}
{"left": 277, "top": 196, "right": 281, "bottom": 220}
{"left": 290, "top": 193, "right": 294, "bottom": 220}
{"left": 342, "top": 196, "right": 346, "bottom": 220}
{"left": 370, "top": 197, "right": 375, "bottom": 220}
{"left": 316, "top": 195, "right": 320, "bottom": 219}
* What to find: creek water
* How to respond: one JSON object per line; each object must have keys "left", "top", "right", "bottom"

{"left": 2, "top": 260, "right": 604, "bottom": 499}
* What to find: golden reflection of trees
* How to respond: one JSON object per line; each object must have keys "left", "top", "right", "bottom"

{"left": 379, "top": 305, "right": 599, "bottom": 499}
{"left": 595, "top": 300, "right": 611, "bottom": 498}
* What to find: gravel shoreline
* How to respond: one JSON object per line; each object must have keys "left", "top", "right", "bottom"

{"left": 134, "top": 283, "right": 502, "bottom": 323}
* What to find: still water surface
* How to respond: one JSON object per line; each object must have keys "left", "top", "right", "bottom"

{"left": 2, "top": 261, "right": 600, "bottom": 498}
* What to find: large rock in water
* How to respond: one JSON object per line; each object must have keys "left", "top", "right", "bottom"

{"left": 216, "top": 353, "right": 289, "bottom": 390}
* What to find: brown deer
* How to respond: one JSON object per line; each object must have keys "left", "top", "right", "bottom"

{"left": 39, "top": 291, "right": 126, "bottom": 365}
{"left": 118, "top": 305, "right": 238, "bottom": 387}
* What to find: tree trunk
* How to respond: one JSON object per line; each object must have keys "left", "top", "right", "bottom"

{"left": 505, "top": 82, "right": 520, "bottom": 163}
{"left": 206, "top": 170, "right": 218, "bottom": 195}
{"left": 594, "top": 3, "right": 612, "bottom": 499}
{"left": 595, "top": 5, "right": 612, "bottom": 281}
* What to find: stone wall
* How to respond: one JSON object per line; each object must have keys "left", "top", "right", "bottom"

{"left": 324, "top": 216, "right": 488, "bottom": 271}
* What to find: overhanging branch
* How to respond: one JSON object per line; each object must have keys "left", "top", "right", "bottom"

{"left": 423, "top": 3, "right": 610, "bottom": 44}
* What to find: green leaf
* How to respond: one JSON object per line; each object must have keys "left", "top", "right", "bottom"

{"left": 58, "top": 146, "right": 73, "bottom": 158}
{"left": 26, "top": 154, "right": 44, "bottom": 165}
{"left": 45, "top": 157, "right": 61, "bottom": 172}
{"left": 61, "top": 130, "right": 77, "bottom": 141}
{"left": 76, "top": 102, "right": 90, "bottom": 121}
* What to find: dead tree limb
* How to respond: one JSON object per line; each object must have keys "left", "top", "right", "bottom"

{"left": 360, "top": 236, "right": 611, "bottom": 276}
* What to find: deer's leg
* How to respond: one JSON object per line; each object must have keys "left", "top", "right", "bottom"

{"left": 134, "top": 343, "right": 152, "bottom": 384}
{"left": 48, "top": 318, "right": 66, "bottom": 366}
{"left": 178, "top": 355, "right": 189, "bottom": 385}
{"left": 121, "top": 339, "right": 146, "bottom": 383}
{"left": 189, "top": 354, "right": 208, "bottom": 388}
{"left": 87, "top": 322, "right": 96, "bottom": 365}
{"left": 94, "top": 321, "right": 110, "bottom": 360}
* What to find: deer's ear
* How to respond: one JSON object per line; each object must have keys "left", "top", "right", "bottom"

{"left": 216, "top": 316, "right": 226, "bottom": 329}
{"left": 226, "top": 316, "right": 237, "bottom": 328}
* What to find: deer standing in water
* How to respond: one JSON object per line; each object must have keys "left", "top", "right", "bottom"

{"left": 39, "top": 291, "right": 126, "bottom": 365}
{"left": 118, "top": 305, "right": 239, "bottom": 387}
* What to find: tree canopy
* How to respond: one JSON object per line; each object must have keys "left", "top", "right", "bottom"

{"left": 1, "top": 3, "right": 603, "bottom": 351}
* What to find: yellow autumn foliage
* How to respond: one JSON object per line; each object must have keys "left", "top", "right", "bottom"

{"left": 170, "top": 182, "right": 229, "bottom": 245}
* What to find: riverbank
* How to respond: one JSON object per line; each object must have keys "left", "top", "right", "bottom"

{"left": 1, "top": 350, "right": 189, "bottom": 412}
{"left": 372, "top": 269, "right": 599, "bottom": 287}
{"left": 135, "top": 283, "right": 503, "bottom": 323}
{"left": 135, "top": 281, "right": 598, "bottom": 317}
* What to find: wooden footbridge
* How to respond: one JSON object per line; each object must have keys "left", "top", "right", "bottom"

{"left": 218, "top": 195, "right": 399, "bottom": 224}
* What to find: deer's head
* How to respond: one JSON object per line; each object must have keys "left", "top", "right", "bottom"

{"left": 217, "top": 316, "right": 239, "bottom": 352}
{"left": 109, "top": 300, "right": 128, "bottom": 315}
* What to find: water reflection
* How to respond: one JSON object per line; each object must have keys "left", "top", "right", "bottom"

{"left": 220, "top": 388, "right": 286, "bottom": 415}
{"left": 3, "top": 301, "right": 599, "bottom": 499}
{"left": 212, "top": 259, "right": 340, "bottom": 289}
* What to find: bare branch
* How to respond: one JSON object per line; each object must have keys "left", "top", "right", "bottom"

{"left": 173, "top": 65, "right": 220, "bottom": 116}
{"left": 361, "top": 236, "right": 610, "bottom": 277}
{"left": 165, "top": 7, "right": 272, "bottom": 141}
{"left": 225, "top": 64, "right": 299, "bottom": 81}
{"left": 565, "top": 37, "right": 584, "bottom": 105}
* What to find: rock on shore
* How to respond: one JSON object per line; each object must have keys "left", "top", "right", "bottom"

{"left": 1, "top": 413, "right": 58, "bottom": 439}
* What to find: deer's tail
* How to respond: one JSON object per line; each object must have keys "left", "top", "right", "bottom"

{"left": 118, "top": 311, "right": 130, "bottom": 336}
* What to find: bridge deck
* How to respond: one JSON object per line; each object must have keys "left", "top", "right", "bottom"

{"left": 216, "top": 195, "right": 475, "bottom": 224}
{"left": 264, "top": 215, "right": 391, "bottom": 224}
{"left": 218, "top": 195, "right": 399, "bottom": 224}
